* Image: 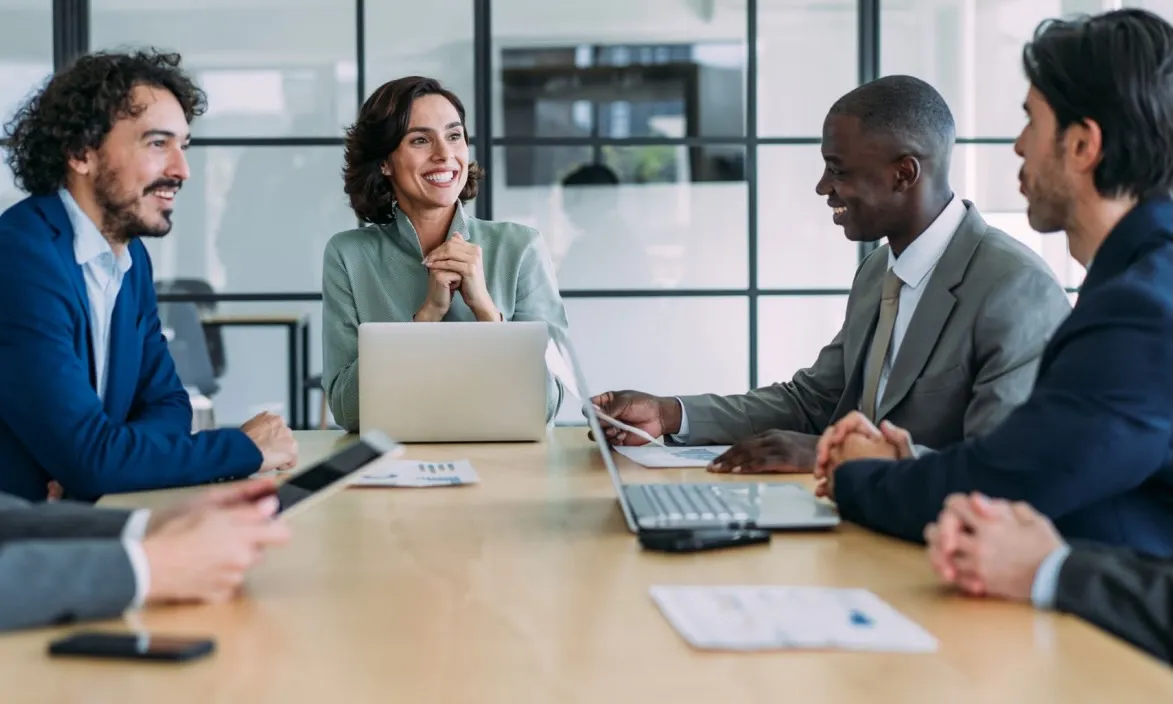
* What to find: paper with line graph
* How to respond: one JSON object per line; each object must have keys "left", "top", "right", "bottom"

{"left": 614, "top": 445, "right": 732, "bottom": 468}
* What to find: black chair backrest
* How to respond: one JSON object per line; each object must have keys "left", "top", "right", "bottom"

{"left": 155, "top": 278, "right": 226, "bottom": 378}
{"left": 159, "top": 301, "right": 219, "bottom": 397}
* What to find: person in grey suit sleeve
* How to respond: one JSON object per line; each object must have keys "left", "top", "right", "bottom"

{"left": 925, "top": 492, "right": 1172, "bottom": 665}
{"left": 0, "top": 479, "right": 290, "bottom": 632}
{"left": 592, "top": 75, "right": 1070, "bottom": 474}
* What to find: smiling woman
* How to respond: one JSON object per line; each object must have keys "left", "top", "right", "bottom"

{"left": 321, "top": 76, "right": 570, "bottom": 433}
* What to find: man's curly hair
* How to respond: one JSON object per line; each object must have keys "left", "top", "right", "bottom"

{"left": 3, "top": 48, "right": 207, "bottom": 196}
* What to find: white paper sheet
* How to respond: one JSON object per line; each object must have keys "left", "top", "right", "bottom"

{"left": 613, "top": 445, "right": 731, "bottom": 468}
{"left": 351, "top": 458, "right": 480, "bottom": 487}
{"left": 649, "top": 585, "right": 938, "bottom": 653}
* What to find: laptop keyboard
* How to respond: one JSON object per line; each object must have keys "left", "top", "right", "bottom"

{"left": 632, "top": 483, "right": 750, "bottom": 526}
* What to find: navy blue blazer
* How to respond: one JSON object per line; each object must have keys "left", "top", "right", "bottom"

{"left": 833, "top": 196, "right": 1173, "bottom": 557}
{"left": 0, "top": 194, "right": 262, "bottom": 501}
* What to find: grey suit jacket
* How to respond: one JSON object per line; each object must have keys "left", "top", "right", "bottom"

{"left": 0, "top": 491, "right": 137, "bottom": 632}
{"left": 679, "top": 202, "right": 1072, "bottom": 449}
{"left": 1057, "top": 544, "right": 1172, "bottom": 665}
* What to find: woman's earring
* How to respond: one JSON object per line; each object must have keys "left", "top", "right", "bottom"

{"left": 381, "top": 165, "right": 398, "bottom": 219}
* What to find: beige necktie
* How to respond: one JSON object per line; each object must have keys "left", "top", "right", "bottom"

{"left": 860, "top": 269, "right": 903, "bottom": 421}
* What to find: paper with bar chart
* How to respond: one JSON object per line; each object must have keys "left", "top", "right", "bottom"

{"left": 351, "top": 458, "right": 480, "bottom": 487}
{"left": 650, "top": 586, "right": 938, "bottom": 653}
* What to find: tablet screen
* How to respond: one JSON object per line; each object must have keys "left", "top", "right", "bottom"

{"left": 275, "top": 440, "right": 384, "bottom": 513}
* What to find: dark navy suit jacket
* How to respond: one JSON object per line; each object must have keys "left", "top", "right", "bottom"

{"left": 834, "top": 196, "right": 1173, "bottom": 557}
{"left": 0, "top": 193, "right": 262, "bottom": 501}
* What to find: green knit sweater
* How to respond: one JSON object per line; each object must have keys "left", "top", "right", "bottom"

{"left": 321, "top": 202, "right": 569, "bottom": 432}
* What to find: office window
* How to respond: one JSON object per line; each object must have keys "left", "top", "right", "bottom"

{"left": 494, "top": 146, "right": 747, "bottom": 290}
{"left": 201, "top": 301, "right": 322, "bottom": 427}
{"left": 756, "top": 1, "right": 857, "bottom": 137}
{"left": 758, "top": 295, "right": 848, "bottom": 389}
{"left": 91, "top": 0, "right": 358, "bottom": 138}
{"left": 141, "top": 146, "right": 354, "bottom": 293}
{"left": 0, "top": 156, "right": 21, "bottom": 214}
{"left": 500, "top": 141, "right": 745, "bottom": 187}
{"left": 757, "top": 146, "right": 860, "bottom": 289}
{"left": 364, "top": 0, "right": 477, "bottom": 135}
{"left": 1124, "top": 0, "right": 1173, "bottom": 18}
{"left": 950, "top": 143, "right": 1084, "bottom": 288}
{"left": 492, "top": 0, "right": 747, "bottom": 139}
{"left": 32, "top": 0, "right": 1139, "bottom": 433}
{"left": 0, "top": 0, "right": 50, "bottom": 216}
{"left": 0, "top": 0, "right": 52, "bottom": 127}
{"left": 553, "top": 297, "right": 749, "bottom": 425}
{"left": 881, "top": 0, "right": 1067, "bottom": 138}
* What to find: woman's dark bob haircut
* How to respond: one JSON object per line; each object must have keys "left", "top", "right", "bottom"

{"left": 343, "top": 76, "right": 482, "bottom": 224}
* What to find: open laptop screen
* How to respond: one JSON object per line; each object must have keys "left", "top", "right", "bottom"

{"left": 547, "top": 328, "right": 640, "bottom": 533}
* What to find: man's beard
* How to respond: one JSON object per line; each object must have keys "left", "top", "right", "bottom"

{"left": 93, "top": 163, "right": 181, "bottom": 244}
{"left": 1024, "top": 171, "right": 1073, "bottom": 234}
{"left": 1022, "top": 147, "right": 1073, "bottom": 235}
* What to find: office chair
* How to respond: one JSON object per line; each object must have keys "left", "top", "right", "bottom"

{"left": 159, "top": 301, "right": 219, "bottom": 431}
{"left": 154, "top": 278, "right": 226, "bottom": 379}
{"left": 306, "top": 374, "right": 332, "bottom": 429}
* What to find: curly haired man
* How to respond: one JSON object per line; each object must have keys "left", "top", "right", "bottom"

{"left": 0, "top": 49, "right": 297, "bottom": 501}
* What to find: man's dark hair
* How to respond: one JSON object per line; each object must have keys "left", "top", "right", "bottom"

{"left": 827, "top": 74, "right": 956, "bottom": 177}
{"left": 343, "top": 76, "right": 481, "bottom": 224}
{"left": 1023, "top": 8, "right": 1173, "bottom": 200}
{"left": 3, "top": 49, "right": 206, "bottom": 196}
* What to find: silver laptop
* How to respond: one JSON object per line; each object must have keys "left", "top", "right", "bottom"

{"left": 549, "top": 331, "right": 840, "bottom": 532}
{"left": 358, "top": 321, "right": 549, "bottom": 442}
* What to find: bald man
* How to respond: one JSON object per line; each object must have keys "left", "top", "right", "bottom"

{"left": 592, "top": 75, "right": 1071, "bottom": 473}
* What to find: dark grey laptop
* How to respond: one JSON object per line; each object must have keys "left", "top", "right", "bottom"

{"left": 551, "top": 332, "right": 840, "bottom": 532}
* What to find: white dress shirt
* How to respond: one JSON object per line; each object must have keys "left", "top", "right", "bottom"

{"left": 1031, "top": 542, "right": 1073, "bottom": 609}
{"left": 676, "top": 195, "right": 967, "bottom": 438}
{"left": 869, "top": 194, "right": 967, "bottom": 409}
{"left": 120, "top": 510, "right": 153, "bottom": 607}
{"left": 58, "top": 188, "right": 133, "bottom": 401}
{"left": 57, "top": 189, "right": 149, "bottom": 607}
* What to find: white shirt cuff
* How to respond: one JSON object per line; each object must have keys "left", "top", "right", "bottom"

{"left": 1030, "top": 543, "right": 1072, "bottom": 610}
{"left": 672, "top": 397, "right": 690, "bottom": 441}
{"left": 120, "top": 509, "right": 152, "bottom": 609}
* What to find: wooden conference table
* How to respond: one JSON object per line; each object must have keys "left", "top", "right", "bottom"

{"left": 0, "top": 429, "right": 1168, "bottom": 702}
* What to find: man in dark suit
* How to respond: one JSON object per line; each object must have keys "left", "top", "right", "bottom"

{"left": 923, "top": 492, "right": 1171, "bottom": 666}
{"left": 0, "top": 479, "right": 289, "bottom": 632}
{"left": 0, "top": 49, "right": 298, "bottom": 501}
{"left": 591, "top": 76, "right": 1070, "bottom": 473}
{"left": 815, "top": 8, "right": 1173, "bottom": 556}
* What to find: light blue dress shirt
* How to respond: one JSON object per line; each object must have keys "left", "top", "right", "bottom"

{"left": 1031, "top": 543, "right": 1072, "bottom": 609}
{"left": 58, "top": 188, "right": 133, "bottom": 401}
{"left": 58, "top": 189, "right": 149, "bottom": 603}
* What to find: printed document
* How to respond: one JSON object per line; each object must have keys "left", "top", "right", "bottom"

{"left": 352, "top": 458, "right": 480, "bottom": 487}
{"left": 649, "top": 585, "right": 938, "bottom": 653}
{"left": 614, "top": 445, "right": 731, "bottom": 468}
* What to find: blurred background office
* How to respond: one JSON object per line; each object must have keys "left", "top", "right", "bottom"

{"left": 2, "top": 0, "right": 1168, "bottom": 430}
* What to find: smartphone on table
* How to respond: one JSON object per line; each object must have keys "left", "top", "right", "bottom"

{"left": 47, "top": 631, "right": 215, "bottom": 663}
